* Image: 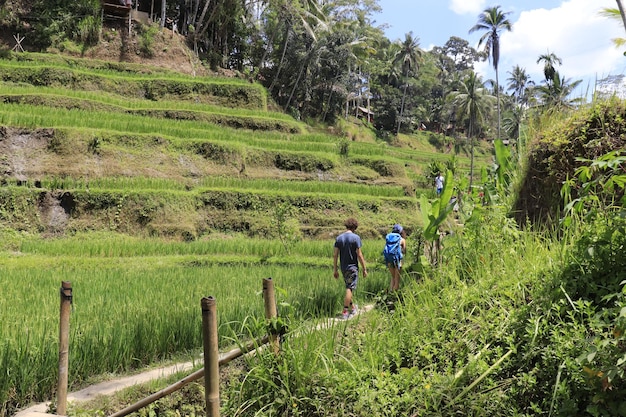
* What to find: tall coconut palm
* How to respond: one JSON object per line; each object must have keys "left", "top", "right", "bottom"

{"left": 392, "top": 32, "right": 422, "bottom": 135}
{"left": 616, "top": 0, "right": 626, "bottom": 32}
{"left": 469, "top": 6, "right": 512, "bottom": 141}
{"left": 537, "top": 52, "right": 562, "bottom": 85}
{"left": 450, "top": 71, "right": 495, "bottom": 191}
{"left": 506, "top": 65, "right": 534, "bottom": 106}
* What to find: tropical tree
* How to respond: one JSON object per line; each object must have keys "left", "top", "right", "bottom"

{"left": 160, "top": 0, "right": 166, "bottom": 29}
{"left": 506, "top": 65, "right": 534, "bottom": 106}
{"left": 534, "top": 70, "right": 583, "bottom": 112}
{"left": 536, "top": 52, "right": 562, "bottom": 85}
{"left": 614, "top": 0, "right": 626, "bottom": 35}
{"left": 469, "top": 5, "right": 512, "bottom": 141}
{"left": 436, "top": 36, "right": 482, "bottom": 73}
{"left": 450, "top": 71, "right": 495, "bottom": 190}
{"left": 392, "top": 32, "right": 422, "bottom": 135}
{"left": 600, "top": 3, "right": 626, "bottom": 48}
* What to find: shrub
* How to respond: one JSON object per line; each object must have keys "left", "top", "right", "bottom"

{"left": 350, "top": 157, "right": 405, "bottom": 177}
{"left": 75, "top": 15, "right": 100, "bottom": 46}
{"left": 513, "top": 98, "right": 626, "bottom": 227}
{"left": 138, "top": 23, "right": 160, "bottom": 58}
{"left": 274, "top": 152, "right": 334, "bottom": 172}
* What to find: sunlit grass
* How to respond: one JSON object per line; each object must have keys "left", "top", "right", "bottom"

{"left": 0, "top": 101, "right": 481, "bottom": 164}
{"left": 15, "top": 175, "right": 408, "bottom": 197}
{"left": 0, "top": 84, "right": 297, "bottom": 122}
{"left": 0, "top": 235, "right": 389, "bottom": 412}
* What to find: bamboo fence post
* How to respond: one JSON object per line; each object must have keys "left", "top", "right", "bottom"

{"left": 201, "top": 296, "right": 220, "bottom": 417}
{"left": 262, "top": 277, "right": 280, "bottom": 355}
{"left": 57, "top": 281, "right": 72, "bottom": 416}
{"left": 107, "top": 334, "right": 269, "bottom": 417}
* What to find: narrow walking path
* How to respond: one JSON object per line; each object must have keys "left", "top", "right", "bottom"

{"left": 14, "top": 362, "right": 197, "bottom": 417}
{"left": 14, "top": 304, "right": 375, "bottom": 417}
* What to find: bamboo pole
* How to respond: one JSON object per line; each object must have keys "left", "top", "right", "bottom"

{"left": 57, "top": 281, "right": 72, "bottom": 416}
{"left": 108, "top": 334, "right": 269, "bottom": 417}
{"left": 201, "top": 296, "right": 220, "bottom": 417}
{"left": 262, "top": 277, "right": 280, "bottom": 355}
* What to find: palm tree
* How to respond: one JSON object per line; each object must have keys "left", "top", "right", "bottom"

{"left": 536, "top": 52, "right": 562, "bottom": 85}
{"left": 534, "top": 70, "right": 583, "bottom": 112}
{"left": 506, "top": 65, "right": 534, "bottom": 106}
{"left": 600, "top": 3, "right": 626, "bottom": 48}
{"left": 615, "top": 0, "right": 626, "bottom": 33}
{"left": 392, "top": 32, "right": 422, "bottom": 135}
{"left": 469, "top": 6, "right": 512, "bottom": 141}
{"left": 260, "top": 0, "right": 328, "bottom": 94}
{"left": 450, "top": 71, "right": 495, "bottom": 191}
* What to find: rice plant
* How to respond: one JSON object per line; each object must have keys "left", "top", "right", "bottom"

{"left": 0, "top": 234, "right": 389, "bottom": 415}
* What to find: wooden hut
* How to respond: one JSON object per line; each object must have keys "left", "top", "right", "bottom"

{"left": 100, "top": 1, "right": 151, "bottom": 33}
{"left": 100, "top": 0, "right": 133, "bottom": 33}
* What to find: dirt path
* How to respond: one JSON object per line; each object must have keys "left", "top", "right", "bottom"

{"left": 14, "top": 304, "right": 375, "bottom": 417}
{"left": 14, "top": 361, "right": 197, "bottom": 416}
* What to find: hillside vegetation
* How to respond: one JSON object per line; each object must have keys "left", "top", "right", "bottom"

{"left": 0, "top": 51, "right": 486, "bottom": 241}
{"left": 1, "top": 45, "right": 626, "bottom": 417}
{"left": 2, "top": 3, "right": 626, "bottom": 416}
{"left": 0, "top": 48, "right": 486, "bottom": 417}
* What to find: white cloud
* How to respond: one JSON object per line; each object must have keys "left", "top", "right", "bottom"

{"left": 499, "top": 0, "right": 623, "bottom": 90}
{"left": 449, "top": 0, "right": 486, "bottom": 16}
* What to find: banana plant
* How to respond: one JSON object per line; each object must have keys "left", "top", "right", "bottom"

{"left": 418, "top": 170, "right": 455, "bottom": 266}
{"left": 483, "top": 138, "right": 513, "bottom": 205}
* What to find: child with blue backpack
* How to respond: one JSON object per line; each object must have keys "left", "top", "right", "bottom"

{"left": 383, "top": 224, "right": 406, "bottom": 292}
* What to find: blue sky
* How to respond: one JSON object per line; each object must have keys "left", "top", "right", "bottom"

{"left": 374, "top": 0, "right": 625, "bottom": 98}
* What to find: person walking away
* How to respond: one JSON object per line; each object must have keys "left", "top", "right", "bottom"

{"left": 383, "top": 224, "right": 406, "bottom": 292}
{"left": 333, "top": 218, "right": 368, "bottom": 319}
{"left": 435, "top": 172, "right": 444, "bottom": 196}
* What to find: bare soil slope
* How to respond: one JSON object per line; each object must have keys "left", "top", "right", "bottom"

{"left": 74, "top": 24, "right": 209, "bottom": 77}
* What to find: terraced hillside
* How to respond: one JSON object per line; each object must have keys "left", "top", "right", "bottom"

{"left": 0, "top": 52, "right": 482, "bottom": 240}
{"left": 0, "top": 51, "right": 496, "bottom": 416}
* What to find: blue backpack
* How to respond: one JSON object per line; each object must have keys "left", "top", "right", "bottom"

{"left": 382, "top": 232, "right": 403, "bottom": 265}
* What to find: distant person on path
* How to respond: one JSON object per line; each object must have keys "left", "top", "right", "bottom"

{"left": 435, "top": 172, "right": 444, "bottom": 196}
{"left": 383, "top": 224, "right": 406, "bottom": 292}
{"left": 333, "top": 217, "right": 368, "bottom": 319}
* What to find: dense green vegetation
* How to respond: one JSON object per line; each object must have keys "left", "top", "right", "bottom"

{"left": 0, "top": 50, "right": 477, "bottom": 416}
{"left": 1, "top": 3, "right": 625, "bottom": 414}
{"left": 0, "top": 235, "right": 392, "bottom": 415}
{"left": 62, "top": 136, "right": 626, "bottom": 417}
{"left": 0, "top": 51, "right": 489, "bottom": 241}
{"left": 3, "top": 0, "right": 610, "bottom": 144}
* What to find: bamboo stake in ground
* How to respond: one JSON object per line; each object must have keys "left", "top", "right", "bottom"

{"left": 262, "top": 277, "right": 280, "bottom": 355}
{"left": 107, "top": 334, "right": 269, "bottom": 417}
{"left": 201, "top": 296, "right": 220, "bottom": 417}
{"left": 57, "top": 281, "right": 72, "bottom": 416}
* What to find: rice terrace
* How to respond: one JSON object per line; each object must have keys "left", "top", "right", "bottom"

{"left": 1, "top": 0, "right": 626, "bottom": 416}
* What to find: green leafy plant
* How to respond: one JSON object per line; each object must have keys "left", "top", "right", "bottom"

{"left": 419, "top": 169, "right": 454, "bottom": 266}
{"left": 138, "top": 23, "right": 160, "bottom": 58}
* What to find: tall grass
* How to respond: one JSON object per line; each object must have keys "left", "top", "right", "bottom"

{"left": 0, "top": 102, "right": 478, "bottom": 164}
{"left": 0, "top": 59, "right": 255, "bottom": 86}
{"left": 0, "top": 236, "right": 388, "bottom": 416}
{"left": 27, "top": 175, "right": 407, "bottom": 197}
{"left": 0, "top": 84, "right": 290, "bottom": 119}
{"left": 220, "top": 206, "right": 566, "bottom": 416}
{"left": 17, "top": 235, "right": 387, "bottom": 262}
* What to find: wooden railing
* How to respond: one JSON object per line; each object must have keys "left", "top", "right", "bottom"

{"left": 55, "top": 278, "right": 280, "bottom": 417}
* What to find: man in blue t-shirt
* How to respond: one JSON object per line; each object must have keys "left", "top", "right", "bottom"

{"left": 333, "top": 217, "right": 368, "bottom": 319}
